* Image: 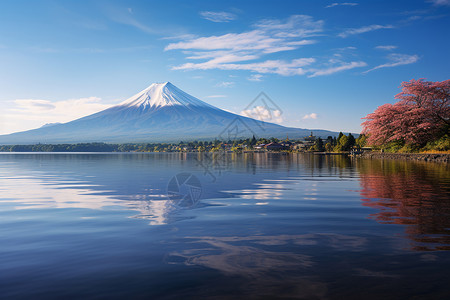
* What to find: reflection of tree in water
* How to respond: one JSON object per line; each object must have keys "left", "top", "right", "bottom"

{"left": 357, "top": 159, "right": 450, "bottom": 250}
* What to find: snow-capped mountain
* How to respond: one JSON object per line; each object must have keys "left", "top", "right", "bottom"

{"left": 0, "top": 82, "right": 338, "bottom": 144}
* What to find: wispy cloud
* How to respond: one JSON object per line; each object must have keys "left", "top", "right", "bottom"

{"left": 375, "top": 45, "right": 397, "bottom": 51}
{"left": 302, "top": 113, "right": 318, "bottom": 120}
{"left": 108, "top": 9, "right": 157, "bottom": 34}
{"left": 335, "top": 46, "right": 357, "bottom": 51}
{"left": 166, "top": 15, "right": 323, "bottom": 76}
{"left": 199, "top": 11, "right": 237, "bottom": 22}
{"left": 338, "top": 24, "right": 394, "bottom": 38}
{"left": 325, "top": 3, "right": 358, "bottom": 8}
{"left": 165, "top": 22, "right": 319, "bottom": 53}
{"left": 363, "top": 54, "right": 419, "bottom": 73}
{"left": 428, "top": 0, "right": 450, "bottom": 6}
{"left": 104, "top": 5, "right": 176, "bottom": 35}
{"left": 173, "top": 58, "right": 315, "bottom": 76}
{"left": 308, "top": 61, "right": 367, "bottom": 77}
{"left": 248, "top": 74, "right": 263, "bottom": 81}
{"left": 215, "top": 81, "right": 235, "bottom": 88}
{"left": 253, "top": 14, "right": 324, "bottom": 38}
{"left": 1, "top": 97, "right": 114, "bottom": 135}
{"left": 166, "top": 15, "right": 370, "bottom": 78}
{"left": 10, "top": 97, "right": 111, "bottom": 116}
{"left": 12, "top": 99, "right": 56, "bottom": 111}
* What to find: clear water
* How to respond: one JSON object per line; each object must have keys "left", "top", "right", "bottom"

{"left": 0, "top": 153, "right": 449, "bottom": 299}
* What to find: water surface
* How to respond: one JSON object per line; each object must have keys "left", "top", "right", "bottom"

{"left": 0, "top": 153, "right": 449, "bottom": 299}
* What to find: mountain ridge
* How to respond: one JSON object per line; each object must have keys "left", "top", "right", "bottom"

{"left": 0, "top": 82, "right": 340, "bottom": 144}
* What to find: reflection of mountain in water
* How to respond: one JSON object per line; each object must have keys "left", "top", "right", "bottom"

{"left": 2, "top": 152, "right": 449, "bottom": 250}
{"left": 358, "top": 159, "right": 450, "bottom": 251}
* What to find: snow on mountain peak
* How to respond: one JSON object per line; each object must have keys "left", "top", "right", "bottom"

{"left": 119, "top": 82, "right": 212, "bottom": 110}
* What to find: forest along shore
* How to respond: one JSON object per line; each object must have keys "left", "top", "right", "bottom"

{"left": 359, "top": 152, "right": 450, "bottom": 163}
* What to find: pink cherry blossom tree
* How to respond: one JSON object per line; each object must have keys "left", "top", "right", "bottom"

{"left": 362, "top": 79, "right": 450, "bottom": 146}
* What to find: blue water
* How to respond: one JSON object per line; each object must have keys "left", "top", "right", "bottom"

{"left": 0, "top": 153, "right": 449, "bottom": 299}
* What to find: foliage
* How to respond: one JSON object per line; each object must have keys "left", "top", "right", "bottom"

{"left": 362, "top": 79, "right": 450, "bottom": 147}
{"left": 347, "top": 133, "right": 356, "bottom": 148}
{"left": 337, "top": 132, "right": 344, "bottom": 144}
{"left": 0, "top": 134, "right": 365, "bottom": 153}
{"left": 421, "top": 134, "right": 450, "bottom": 152}
{"left": 333, "top": 133, "right": 356, "bottom": 152}
{"left": 312, "top": 138, "right": 324, "bottom": 151}
{"left": 355, "top": 134, "right": 367, "bottom": 148}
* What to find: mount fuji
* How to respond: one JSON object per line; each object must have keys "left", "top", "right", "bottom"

{"left": 0, "top": 82, "right": 338, "bottom": 144}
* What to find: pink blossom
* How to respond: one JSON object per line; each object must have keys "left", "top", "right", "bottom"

{"left": 362, "top": 79, "right": 449, "bottom": 146}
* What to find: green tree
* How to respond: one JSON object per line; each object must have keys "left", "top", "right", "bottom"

{"left": 337, "top": 132, "right": 344, "bottom": 144}
{"left": 356, "top": 134, "right": 367, "bottom": 148}
{"left": 334, "top": 134, "right": 348, "bottom": 152}
{"left": 314, "top": 138, "right": 324, "bottom": 152}
{"left": 347, "top": 133, "right": 356, "bottom": 149}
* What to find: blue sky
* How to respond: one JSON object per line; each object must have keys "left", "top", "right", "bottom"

{"left": 0, "top": 0, "right": 449, "bottom": 135}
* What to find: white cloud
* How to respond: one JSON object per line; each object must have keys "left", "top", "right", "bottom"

{"left": 215, "top": 81, "right": 235, "bottom": 88}
{"left": 335, "top": 46, "right": 357, "bottom": 51}
{"left": 325, "top": 3, "right": 358, "bottom": 8}
{"left": 166, "top": 14, "right": 369, "bottom": 78}
{"left": 173, "top": 58, "right": 315, "bottom": 76}
{"left": 248, "top": 74, "right": 263, "bottom": 81}
{"left": 166, "top": 31, "right": 317, "bottom": 53}
{"left": 166, "top": 15, "right": 323, "bottom": 76}
{"left": 375, "top": 45, "right": 398, "bottom": 51}
{"left": 0, "top": 97, "right": 114, "bottom": 135}
{"left": 302, "top": 113, "right": 318, "bottom": 120}
{"left": 363, "top": 54, "right": 419, "bottom": 73}
{"left": 308, "top": 61, "right": 367, "bottom": 77}
{"left": 253, "top": 15, "right": 324, "bottom": 38}
{"left": 338, "top": 24, "right": 394, "bottom": 38}
{"left": 12, "top": 99, "right": 56, "bottom": 111}
{"left": 241, "top": 106, "right": 283, "bottom": 123}
{"left": 428, "top": 0, "right": 450, "bottom": 6}
{"left": 199, "top": 11, "right": 237, "bottom": 23}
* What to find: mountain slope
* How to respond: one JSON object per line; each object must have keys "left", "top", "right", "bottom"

{"left": 0, "top": 82, "right": 338, "bottom": 144}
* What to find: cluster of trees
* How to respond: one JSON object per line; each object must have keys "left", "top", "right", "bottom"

{"left": 362, "top": 79, "right": 449, "bottom": 152}
{"left": 0, "top": 143, "right": 121, "bottom": 152}
{"left": 311, "top": 132, "right": 363, "bottom": 152}
{"left": 1, "top": 134, "right": 371, "bottom": 153}
{"left": 0, "top": 137, "right": 284, "bottom": 153}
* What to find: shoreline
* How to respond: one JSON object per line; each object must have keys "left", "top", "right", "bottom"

{"left": 358, "top": 152, "right": 450, "bottom": 163}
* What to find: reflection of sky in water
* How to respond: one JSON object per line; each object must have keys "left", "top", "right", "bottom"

{"left": 1, "top": 153, "right": 450, "bottom": 299}
{"left": 0, "top": 167, "right": 173, "bottom": 225}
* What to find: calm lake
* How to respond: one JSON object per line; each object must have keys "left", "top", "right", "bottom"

{"left": 0, "top": 153, "right": 449, "bottom": 299}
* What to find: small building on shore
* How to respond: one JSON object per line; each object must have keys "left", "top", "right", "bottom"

{"left": 266, "top": 142, "right": 286, "bottom": 151}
